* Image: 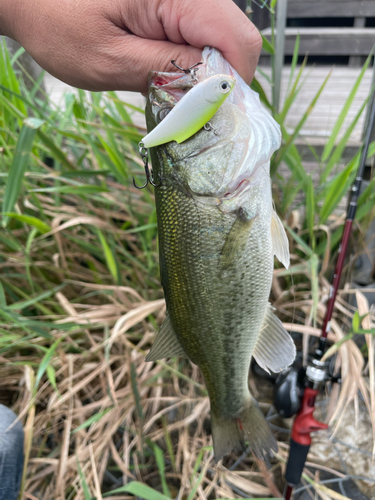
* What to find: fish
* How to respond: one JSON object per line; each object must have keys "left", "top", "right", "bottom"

{"left": 145, "top": 47, "right": 296, "bottom": 461}
{"left": 142, "top": 74, "right": 236, "bottom": 148}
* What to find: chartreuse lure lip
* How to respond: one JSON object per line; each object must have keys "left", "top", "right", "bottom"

{"left": 141, "top": 74, "right": 236, "bottom": 148}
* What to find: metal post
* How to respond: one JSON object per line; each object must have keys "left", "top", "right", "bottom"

{"left": 274, "top": 0, "right": 288, "bottom": 112}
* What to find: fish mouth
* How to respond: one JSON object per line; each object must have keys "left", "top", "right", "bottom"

{"left": 148, "top": 70, "right": 198, "bottom": 103}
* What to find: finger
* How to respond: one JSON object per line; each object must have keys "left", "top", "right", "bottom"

{"left": 93, "top": 35, "right": 203, "bottom": 92}
{"left": 159, "top": 0, "right": 262, "bottom": 85}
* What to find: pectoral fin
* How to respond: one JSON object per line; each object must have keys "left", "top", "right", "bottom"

{"left": 220, "top": 210, "right": 256, "bottom": 271}
{"left": 253, "top": 304, "right": 296, "bottom": 374}
{"left": 271, "top": 210, "right": 290, "bottom": 269}
{"left": 146, "top": 313, "right": 187, "bottom": 361}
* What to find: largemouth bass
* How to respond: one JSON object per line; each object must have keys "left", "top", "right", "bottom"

{"left": 145, "top": 47, "right": 296, "bottom": 461}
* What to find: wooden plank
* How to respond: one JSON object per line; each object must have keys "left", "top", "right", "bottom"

{"left": 44, "top": 74, "right": 146, "bottom": 129}
{"left": 287, "top": 0, "right": 375, "bottom": 18}
{"left": 255, "top": 66, "right": 372, "bottom": 145}
{"left": 251, "top": 1, "right": 271, "bottom": 30}
{"left": 262, "top": 27, "right": 375, "bottom": 55}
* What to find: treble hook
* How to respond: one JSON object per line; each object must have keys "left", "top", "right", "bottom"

{"left": 133, "top": 142, "right": 161, "bottom": 189}
{"left": 170, "top": 60, "right": 203, "bottom": 73}
{"left": 171, "top": 60, "right": 203, "bottom": 84}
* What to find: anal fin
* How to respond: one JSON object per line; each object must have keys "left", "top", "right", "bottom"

{"left": 146, "top": 313, "right": 187, "bottom": 361}
{"left": 253, "top": 304, "right": 296, "bottom": 373}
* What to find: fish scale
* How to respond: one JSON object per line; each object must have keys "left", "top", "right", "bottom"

{"left": 145, "top": 47, "right": 296, "bottom": 460}
{"left": 153, "top": 150, "right": 272, "bottom": 417}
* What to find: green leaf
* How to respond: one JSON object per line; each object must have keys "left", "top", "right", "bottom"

{"left": 285, "top": 224, "right": 314, "bottom": 257}
{"left": 3, "top": 213, "right": 51, "bottom": 234}
{"left": 251, "top": 77, "right": 273, "bottom": 111}
{"left": 278, "top": 53, "right": 307, "bottom": 124}
{"left": 30, "top": 185, "right": 109, "bottom": 194}
{"left": 34, "top": 335, "right": 65, "bottom": 391}
{"left": 321, "top": 50, "right": 373, "bottom": 162}
{"left": 0, "top": 282, "right": 6, "bottom": 307}
{"left": 62, "top": 169, "right": 111, "bottom": 178}
{"left": 72, "top": 408, "right": 113, "bottom": 434}
{"left": 305, "top": 175, "right": 315, "bottom": 248}
{"left": 130, "top": 361, "right": 144, "bottom": 421}
{"left": 103, "top": 482, "right": 171, "bottom": 500}
{"left": 187, "top": 468, "right": 207, "bottom": 500}
{"left": 319, "top": 159, "right": 356, "bottom": 223}
{"left": 77, "top": 458, "right": 93, "bottom": 500}
{"left": 97, "top": 230, "right": 119, "bottom": 283}
{"left": 2, "top": 117, "right": 44, "bottom": 227}
{"left": 162, "top": 419, "right": 176, "bottom": 472}
{"left": 10, "top": 46, "right": 26, "bottom": 65}
{"left": 322, "top": 333, "right": 353, "bottom": 360}
{"left": 107, "top": 91, "right": 138, "bottom": 131}
{"left": 37, "top": 129, "right": 77, "bottom": 171}
{"left": 353, "top": 311, "right": 360, "bottom": 332}
{"left": 261, "top": 33, "right": 275, "bottom": 55}
{"left": 151, "top": 443, "right": 171, "bottom": 498}
{"left": 321, "top": 98, "right": 367, "bottom": 183}
{"left": 46, "top": 365, "right": 59, "bottom": 394}
{"left": 273, "top": 71, "right": 331, "bottom": 171}
{"left": 8, "top": 284, "right": 64, "bottom": 311}
{"left": 0, "top": 230, "right": 22, "bottom": 251}
{"left": 24, "top": 117, "right": 45, "bottom": 129}
{"left": 286, "top": 33, "right": 301, "bottom": 97}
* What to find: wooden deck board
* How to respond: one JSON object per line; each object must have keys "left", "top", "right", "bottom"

{"left": 256, "top": 65, "right": 373, "bottom": 145}
{"left": 44, "top": 74, "right": 146, "bottom": 129}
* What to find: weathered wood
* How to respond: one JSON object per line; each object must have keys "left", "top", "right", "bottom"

{"left": 287, "top": 0, "right": 375, "bottom": 18}
{"left": 262, "top": 28, "right": 375, "bottom": 56}
{"left": 250, "top": 1, "right": 271, "bottom": 30}
{"left": 231, "top": 0, "right": 247, "bottom": 13}
{"left": 255, "top": 66, "right": 372, "bottom": 146}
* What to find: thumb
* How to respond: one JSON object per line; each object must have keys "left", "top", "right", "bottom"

{"left": 103, "top": 36, "right": 203, "bottom": 93}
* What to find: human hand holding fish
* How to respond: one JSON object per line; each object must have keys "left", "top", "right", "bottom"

{"left": 0, "top": 0, "right": 262, "bottom": 93}
{"left": 144, "top": 47, "right": 296, "bottom": 461}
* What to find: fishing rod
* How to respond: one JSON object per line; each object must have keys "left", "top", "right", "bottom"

{"left": 282, "top": 90, "right": 375, "bottom": 500}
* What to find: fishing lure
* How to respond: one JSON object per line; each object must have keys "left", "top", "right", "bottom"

{"left": 134, "top": 72, "right": 236, "bottom": 189}
{"left": 141, "top": 73, "right": 236, "bottom": 148}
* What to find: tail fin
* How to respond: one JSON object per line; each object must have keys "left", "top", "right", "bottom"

{"left": 211, "top": 400, "right": 277, "bottom": 462}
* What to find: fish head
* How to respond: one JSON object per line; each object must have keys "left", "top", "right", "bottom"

{"left": 146, "top": 48, "right": 281, "bottom": 214}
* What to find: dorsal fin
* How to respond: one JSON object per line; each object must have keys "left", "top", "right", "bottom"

{"left": 253, "top": 304, "right": 296, "bottom": 373}
{"left": 146, "top": 313, "right": 187, "bottom": 361}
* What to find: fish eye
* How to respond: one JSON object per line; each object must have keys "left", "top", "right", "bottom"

{"left": 219, "top": 81, "right": 231, "bottom": 93}
{"left": 157, "top": 106, "right": 172, "bottom": 122}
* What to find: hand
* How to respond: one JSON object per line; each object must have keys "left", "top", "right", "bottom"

{"left": 0, "top": 0, "right": 262, "bottom": 93}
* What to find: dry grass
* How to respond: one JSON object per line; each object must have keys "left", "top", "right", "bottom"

{"left": 1, "top": 182, "right": 374, "bottom": 499}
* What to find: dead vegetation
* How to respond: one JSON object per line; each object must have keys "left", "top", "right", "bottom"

{"left": 1, "top": 182, "right": 374, "bottom": 500}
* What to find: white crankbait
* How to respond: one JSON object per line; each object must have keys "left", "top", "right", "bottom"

{"left": 141, "top": 74, "right": 236, "bottom": 148}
